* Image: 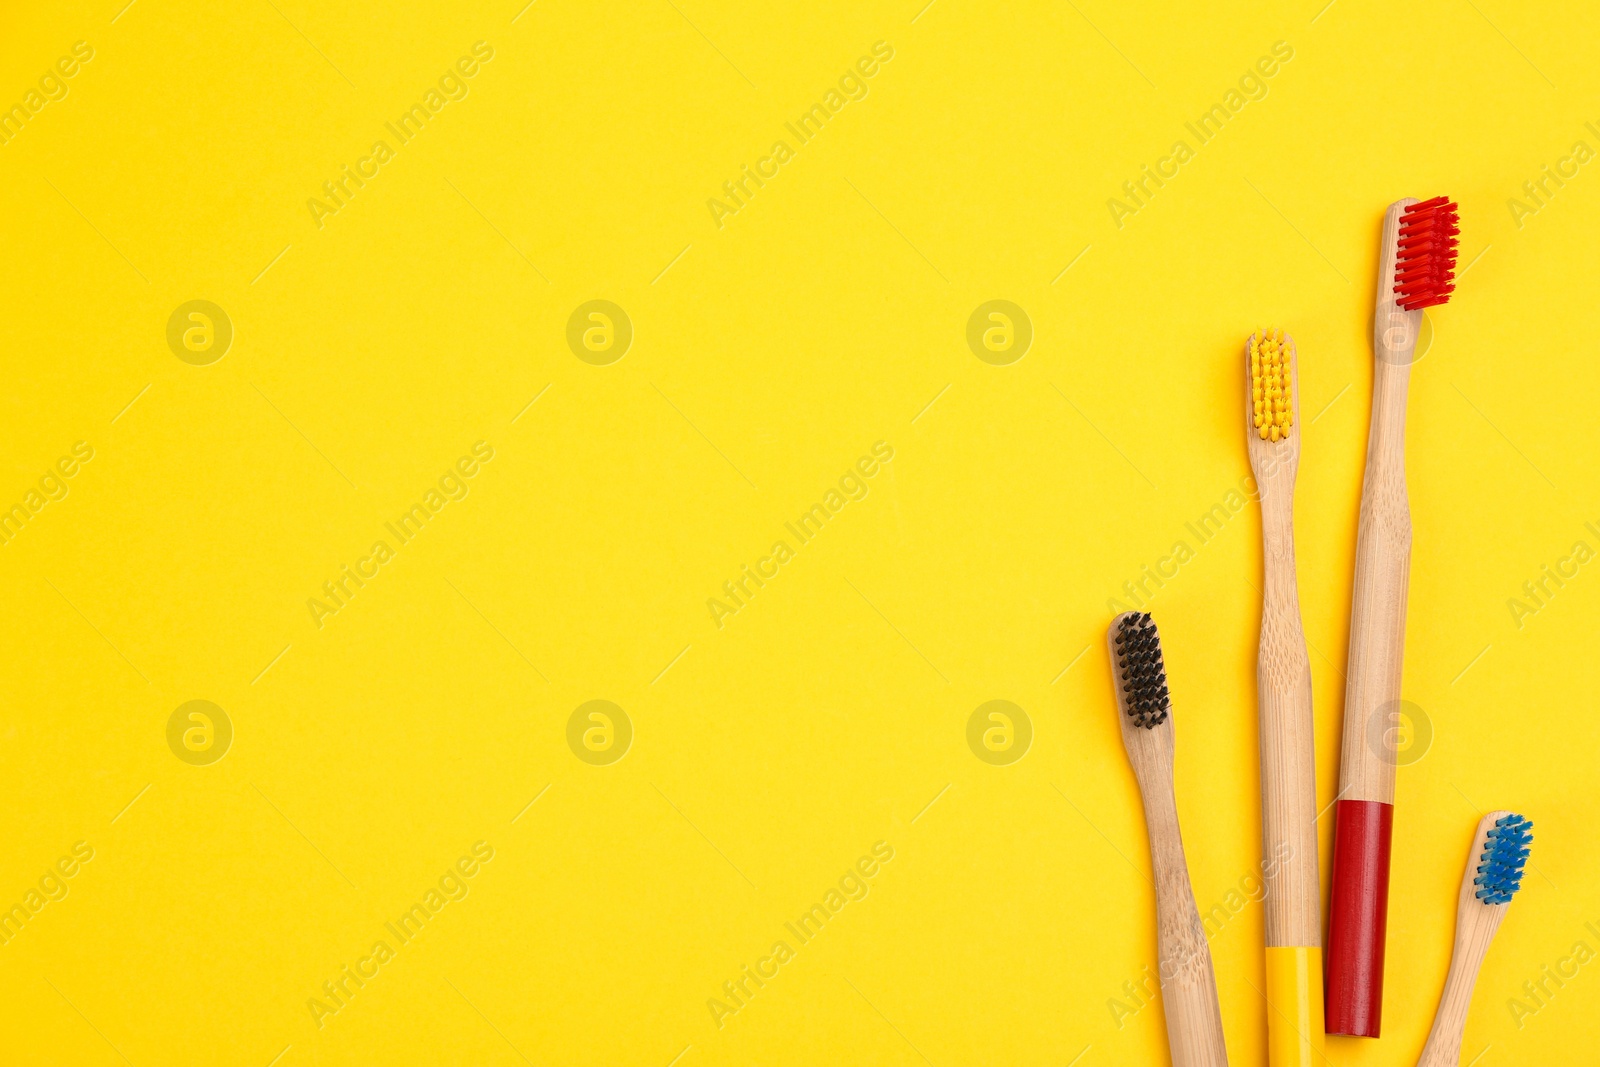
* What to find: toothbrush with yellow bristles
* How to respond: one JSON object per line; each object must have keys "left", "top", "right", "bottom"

{"left": 1252, "top": 330, "right": 1296, "bottom": 441}
{"left": 1245, "top": 329, "right": 1324, "bottom": 1066}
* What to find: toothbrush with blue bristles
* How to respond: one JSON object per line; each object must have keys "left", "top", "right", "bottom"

{"left": 1415, "top": 811, "right": 1533, "bottom": 1066}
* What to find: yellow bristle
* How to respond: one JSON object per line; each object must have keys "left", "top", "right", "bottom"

{"left": 1247, "top": 328, "right": 1294, "bottom": 443}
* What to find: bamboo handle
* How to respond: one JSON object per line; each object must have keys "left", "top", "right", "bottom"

{"left": 1247, "top": 332, "right": 1325, "bottom": 1064}
{"left": 1107, "top": 616, "right": 1228, "bottom": 1067}
{"left": 1257, "top": 489, "right": 1320, "bottom": 946}
{"left": 1340, "top": 199, "right": 1421, "bottom": 806}
{"left": 1415, "top": 812, "right": 1514, "bottom": 1067}
{"left": 1328, "top": 200, "right": 1421, "bottom": 1038}
{"left": 1258, "top": 492, "right": 1327, "bottom": 1064}
{"left": 1337, "top": 354, "right": 1413, "bottom": 803}
{"left": 1415, "top": 939, "right": 1494, "bottom": 1067}
{"left": 1134, "top": 755, "right": 1230, "bottom": 1067}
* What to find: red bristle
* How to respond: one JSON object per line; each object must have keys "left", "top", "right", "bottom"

{"left": 1393, "top": 197, "right": 1459, "bottom": 310}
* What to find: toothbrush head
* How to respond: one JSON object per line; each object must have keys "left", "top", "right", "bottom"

{"left": 1473, "top": 813, "right": 1532, "bottom": 905}
{"left": 1249, "top": 328, "right": 1295, "bottom": 442}
{"left": 1394, "top": 196, "right": 1460, "bottom": 310}
{"left": 1113, "top": 612, "right": 1169, "bottom": 729}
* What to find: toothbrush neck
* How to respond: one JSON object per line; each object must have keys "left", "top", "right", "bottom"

{"left": 1259, "top": 482, "right": 1299, "bottom": 583}
{"left": 1370, "top": 361, "right": 1413, "bottom": 450}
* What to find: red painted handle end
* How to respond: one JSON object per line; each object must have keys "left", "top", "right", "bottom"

{"left": 1325, "top": 799, "right": 1393, "bottom": 1037}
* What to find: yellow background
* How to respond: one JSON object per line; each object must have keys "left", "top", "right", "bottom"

{"left": 3, "top": 0, "right": 1597, "bottom": 1063}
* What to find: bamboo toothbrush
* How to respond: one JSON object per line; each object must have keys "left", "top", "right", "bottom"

{"left": 1326, "top": 196, "right": 1459, "bottom": 1038}
{"left": 1107, "top": 612, "right": 1229, "bottom": 1067}
{"left": 1245, "top": 329, "right": 1324, "bottom": 1065}
{"left": 1416, "top": 812, "right": 1533, "bottom": 1066}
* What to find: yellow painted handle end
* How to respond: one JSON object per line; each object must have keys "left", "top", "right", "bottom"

{"left": 1265, "top": 946, "right": 1326, "bottom": 1066}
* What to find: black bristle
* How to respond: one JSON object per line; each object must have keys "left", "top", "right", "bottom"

{"left": 1115, "top": 613, "right": 1170, "bottom": 729}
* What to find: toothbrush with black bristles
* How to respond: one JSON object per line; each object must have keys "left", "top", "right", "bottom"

{"left": 1415, "top": 812, "right": 1533, "bottom": 1066}
{"left": 1106, "top": 612, "right": 1229, "bottom": 1067}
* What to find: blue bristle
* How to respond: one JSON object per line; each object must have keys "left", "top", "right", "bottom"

{"left": 1473, "top": 813, "right": 1532, "bottom": 905}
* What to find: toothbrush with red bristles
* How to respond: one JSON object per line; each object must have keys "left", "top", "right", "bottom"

{"left": 1325, "top": 196, "right": 1459, "bottom": 1038}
